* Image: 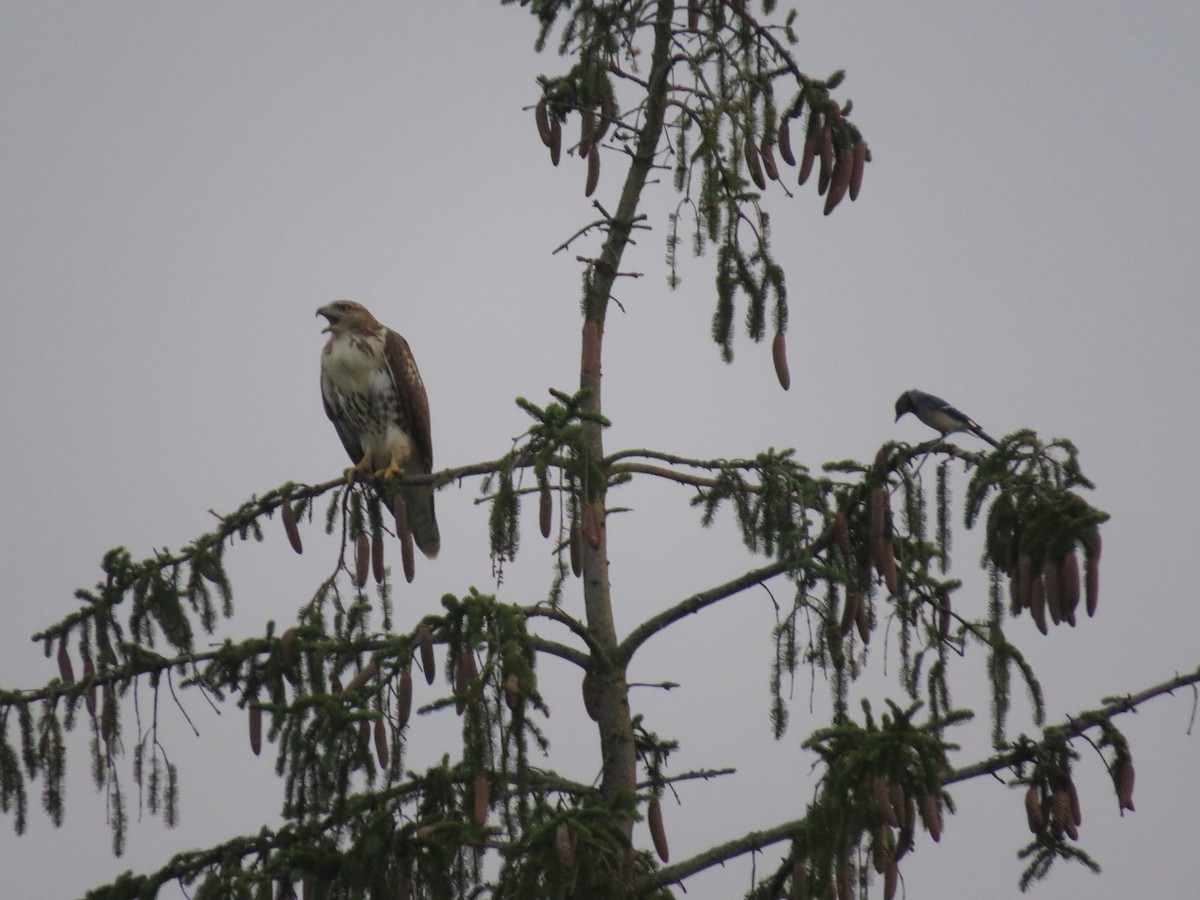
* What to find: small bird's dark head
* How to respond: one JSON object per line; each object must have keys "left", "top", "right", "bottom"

{"left": 895, "top": 390, "right": 918, "bottom": 422}
{"left": 317, "top": 300, "right": 378, "bottom": 335}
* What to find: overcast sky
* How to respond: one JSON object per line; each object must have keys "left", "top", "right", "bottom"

{"left": 3, "top": 3, "right": 1199, "bottom": 897}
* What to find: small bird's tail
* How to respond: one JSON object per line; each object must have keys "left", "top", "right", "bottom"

{"left": 972, "top": 426, "right": 1000, "bottom": 448}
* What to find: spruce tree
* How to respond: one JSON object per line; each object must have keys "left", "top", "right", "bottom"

{"left": 1, "top": 3, "right": 1193, "bottom": 898}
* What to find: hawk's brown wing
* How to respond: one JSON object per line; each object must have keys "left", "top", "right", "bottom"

{"left": 383, "top": 329, "right": 433, "bottom": 473}
{"left": 321, "top": 386, "right": 364, "bottom": 465}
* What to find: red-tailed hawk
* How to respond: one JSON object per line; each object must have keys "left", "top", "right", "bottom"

{"left": 317, "top": 300, "right": 440, "bottom": 558}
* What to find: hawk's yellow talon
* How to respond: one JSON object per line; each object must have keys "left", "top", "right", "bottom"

{"left": 374, "top": 461, "right": 406, "bottom": 482}
{"left": 344, "top": 452, "right": 374, "bottom": 485}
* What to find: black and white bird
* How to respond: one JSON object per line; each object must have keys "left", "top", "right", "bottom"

{"left": 894, "top": 389, "right": 999, "bottom": 448}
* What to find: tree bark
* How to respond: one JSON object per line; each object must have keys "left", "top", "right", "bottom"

{"left": 578, "top": 0, "right": 677, "bottom": 841}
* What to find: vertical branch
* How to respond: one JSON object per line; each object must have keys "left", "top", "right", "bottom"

{"left": 577, "top": 0, "right": 677, "bottom": 835}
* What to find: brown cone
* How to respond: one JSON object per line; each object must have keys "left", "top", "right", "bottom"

{"left": 772, "top": 331, "right": 791, "bottom": 390}
{"left": 648, "top": 797, "right": 670, "bottom": 863}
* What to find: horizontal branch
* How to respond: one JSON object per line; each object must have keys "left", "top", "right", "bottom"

{"left": 35, "top": 437, "right": 972, "bottom": 648}
{"left": 609, "top": 460, "right": 726, "bottom": 490}
{"left": 635, "top": 665, "right": 1200, "bottom": 893}
{"left": 32, "top": 456, "right": 536, "bottom": 645}
{"left": 637, "top": 815, "right": 807, "bottom": 892}
{"left": 606, "top": 447, "right": 765, "bottom": 472}
{"left": 6, "top": 605, "right": 590, "bottom": 713}
{"left": 619, "top": 558, "right": 790, "bottom": 664}
{"left": 945, "top": 666, "right": 1200, "bottom": 785}
{"left": 525, "top": 606, "right": 597, "bottom": 668}
{"left": 527, "top": 635, "right": 590, "bottom": 670}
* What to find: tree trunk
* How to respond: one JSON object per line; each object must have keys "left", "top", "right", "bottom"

{"left": 577, "top": 0, "right": 676, "bottom": 855}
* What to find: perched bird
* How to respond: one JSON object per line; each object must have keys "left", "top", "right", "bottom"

{"left": 317, "top": 300, "right": 440, "bottom": 558}
{"left": 894, "top": 389, "right": 999, "bottom": 448}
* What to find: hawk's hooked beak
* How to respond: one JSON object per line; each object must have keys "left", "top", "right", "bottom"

{"left": 316, "top": 306, "right": 337, "bottom": 334}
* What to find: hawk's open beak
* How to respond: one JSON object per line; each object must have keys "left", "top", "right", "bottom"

{"left": 316, "top": 307, "right": 336, "bottom": 333}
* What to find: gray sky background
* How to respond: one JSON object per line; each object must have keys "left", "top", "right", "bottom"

{"left": 3, "top": 3, "right": 1199, "bottom": 897}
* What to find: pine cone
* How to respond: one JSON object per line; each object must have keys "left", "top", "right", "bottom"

{"left": 1050, "top": 787, "right": 1072, "bottom": 837}
{"left": 343, "top": 660, "right": 379, "bottom": 696}
{"left": 57, "top": 643, "right": 75, "bottom": 685}
{"left": 834, "top": 509, "right": 853, "bottom": 560}
{"left": 849, "top": 140, "right": 868, "bottom": 201}
{"left": 817, "top": 127, "right": 834, "bottom": 195}
{"left": 881, "top": 542, "right": 899, "bottom": 596}
{"left": 772, "top": 330, "right": 791, "bottom": 390}
{"left": 823, "top": 146, "right": 852, "bottom": 215}
{"left": 745, "top": 136, "right": 767, "bottom": 190}
{"left": 883, "top": 859, "right": 898, "bottom": 900}
{"left": 539, "top": 484, "right": 553, "bottom": 539}
{"left": 919, "top": 793, "right": 942, "bottom": 842}
{"left": 778, "top": 119, "right": 796, "bottom": 166}
{"left": 373, "top": 720, "right": 388, "bottom": 769}
{"left": 392, "top": 494, "right": 409, "bottom": 541}
{"left": 101, "top": 684, "right": 117, "bottom": 744}
{"left": 280, "top": 627, "right": 300, "bottom": 685}
{"left": 1042, "top": 559, "right": 1062, "bottom": 624}
{"left": 582, "top": 671, "right": 599, "bottom": 722}
{"left": 371, "top": 530, "right": 385, "bottom": 584}
{"left": 760, "top": 137, "right": 780, "bottom": 182}
{"left": 1114, "top": 758, "right": 1136, "bottom": 811}
{"left": 868, "top": 487, "right": 887, "bottom": 573}
{"left": 555, "top": 822, "right": 577, "bottom": 869}
{"left": 1024, "top": 785, "right": 1044, "bottom": 834}
{"left": 890, "top": 781, "right": 907, "bottom": 823}
{"left": 248, "top": 704, "right": 262, "bottom": 757}
{"left": 584, "top": 145, "right": 601, "bottom": 197}
{"left": 455, "top": 650, "right": 478, "bottom": 715}
{"left": 395, "top": 668, "right": 413, "bottom": 730}
{"left": 83, "top": 657, "right": 97, "bottom": 718}
{"left": 281, "top": 502, "right": 303, "bottom": 555}
{"left": 473, "top": 774, "right": 490, "bottom": 826}
{"left": 579, "top": 108, "right": 596, "bottom": 158}
{"left": 535, "top": 97, "right": 552, "bottom": 147}
{"left": 1029, "top": 569, "right": 1048, "bottom": 635}
{"left": 648, "top": 797, "right": 670, "bottom": 863}
{"left": 549, "top": 116, "right": 562, "bottom": 166}
{"left": 855, "top": 595, "right": 872, "bottom": 645}
{"left": 874, "top": 776, "right": 900, "bottom": 827}
{"left": 1060, "top": 548, "right": 1081, "bottom": 626}
{"left": 840, "top": 585, "right": 862, "bottom": 638}
{"left": 400, "top": 529, "right": 415, "bottom": 583}
{"left": 415, "top": 625, "right": 436, "bottom": 685}
{"left": 798, "top": 114, "right": 821, "bottom": 185}
{"left": 354, "top": 533, "right": 370, "bottom": 588}
{"left": 1085, "top": 530, "right": 1102, "bottom": 617}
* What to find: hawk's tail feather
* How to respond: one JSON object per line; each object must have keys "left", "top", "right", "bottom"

{"left": 405, "top": 484, "right": 440, "bottom": 559}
